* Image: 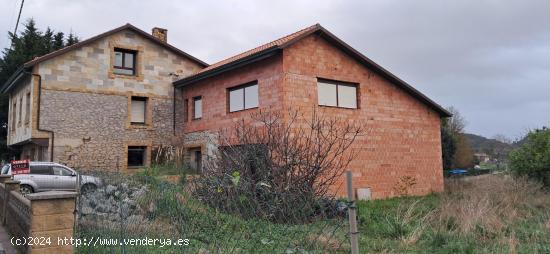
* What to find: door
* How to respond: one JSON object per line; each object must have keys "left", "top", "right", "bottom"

{"left": 52, "top": 166, "right": 77, "bottom": 191}
{"left": 28, "top": 165, "right": 54, "bottom": 191}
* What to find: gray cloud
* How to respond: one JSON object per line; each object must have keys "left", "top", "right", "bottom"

{"left": 1, "top": 0, "right": 548, "bottom": 139}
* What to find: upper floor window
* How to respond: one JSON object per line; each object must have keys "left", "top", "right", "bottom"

{"left": 193, "top": 96, "right": 202, "bottom": 119}
{"left": 131, "top": 96, "right": 147, "bottom": 124}
{"left": 113, "top": 48, "right": 136, "bottom": 75}
{"left": 25, "top": 92, "right": 30, "bottom": 125}
{"left": 229, "top": 82, "right": 258, "bottom": 112}
{"left": 18, "top": 97, "right": 23, "bottom": 125}
{"left": 317, "top": 79, "right": 357, "bottom": 109}
{"left": 11, "top": 102, "right": 16, "bottom": 131}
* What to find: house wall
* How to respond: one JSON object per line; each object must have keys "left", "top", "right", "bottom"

{"left": 7, "top": 75, "right": 33, "bottom": 146}
{"left": 177, "top": 54, "right": 285, "bottom": 154}
{"left": 281, "top": 34, "right": 444, "bottom": 198}
{"left": 34, "top": 29, "right": 203, "bottom": 170}
{"left": 175, "top": 34, "right": 443, "bottom": 199}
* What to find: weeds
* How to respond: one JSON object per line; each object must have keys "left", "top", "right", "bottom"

{"left": 358, "top": 174, "right": 550, "bottom": 253}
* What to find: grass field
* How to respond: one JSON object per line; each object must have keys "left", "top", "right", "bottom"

{"left": 76, "top": 172, "right": 550, "bottom": 253}
{"left": 358, "top": 175, "right": 550, "bottom": 253}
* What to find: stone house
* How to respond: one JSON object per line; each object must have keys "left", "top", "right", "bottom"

{"left": 2, "top": 23, "right": 451, "bottom": 198}
{"left": 1, "top": 24, "right": 207, "bottom": 171}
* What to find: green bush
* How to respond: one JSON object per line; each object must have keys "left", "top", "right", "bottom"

{"left": 509, "top": 127, "right": 550, "bottom": 186}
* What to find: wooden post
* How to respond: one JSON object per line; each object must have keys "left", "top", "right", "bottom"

{"left": 346, "top": 171, "right": 359, "bottom": 254}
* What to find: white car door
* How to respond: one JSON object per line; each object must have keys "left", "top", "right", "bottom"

{"left": 28, "top": 165, "right": 54, "bottom": 191}
{"left": 52, "top": 166, "right": 77, "bottom": 191}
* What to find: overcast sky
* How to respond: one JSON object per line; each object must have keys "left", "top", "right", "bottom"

{"left": 1, "top": 0, "right": 549, "bottom": 139}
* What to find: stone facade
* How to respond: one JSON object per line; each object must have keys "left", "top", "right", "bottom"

{"left": 6, "top": 26, "right": 204, "bottom": 171}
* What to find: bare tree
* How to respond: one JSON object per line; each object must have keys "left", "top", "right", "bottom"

{"left": 193, "top": 109, "right": 364, "bottom": 222}
{"left": 445, "top": 106, "right": 466, "bottom": 134}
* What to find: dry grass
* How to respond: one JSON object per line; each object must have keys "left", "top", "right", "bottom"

{"left": 434, "top": 175, "right": 548, "bottom": 236}
{"left": 359, "top": 174, "right": 549, "bottom": 252}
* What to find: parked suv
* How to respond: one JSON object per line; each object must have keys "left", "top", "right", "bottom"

{"left": 0, "top": 162, "right": 102, "bottom": 195}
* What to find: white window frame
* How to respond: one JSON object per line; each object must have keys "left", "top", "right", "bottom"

{"left": 317, "top": 79, "right": 358, "bottom": 109}
{"left": 193, "top": 96, "right": 202, "bottom": 119}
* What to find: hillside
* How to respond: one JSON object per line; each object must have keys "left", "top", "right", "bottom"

{"left": 464, "top": 133, "right": 516, "bottom": 156}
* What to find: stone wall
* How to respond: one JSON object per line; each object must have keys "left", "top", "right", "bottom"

{"left": 27, "top": 192, "right": 77, "bottom": 254}
{"left": 37, "top": 29, "right": 202, "bottom": 97}
{"left": 0, "top": 177, "right": 77, "bottom": 254}
{"left": 31, "top": 28, "right": 204, "bottom": 170}
{"left": 40, "top": 89, "right": 175, "bottom": 171}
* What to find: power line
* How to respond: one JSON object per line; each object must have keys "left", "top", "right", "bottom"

{"left": 13, "top": 0, "right": 25, "bottom": 37}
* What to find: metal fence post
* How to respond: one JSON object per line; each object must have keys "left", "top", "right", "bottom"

{"left": 346, "top": 171, "right": 359, "bottom": 254}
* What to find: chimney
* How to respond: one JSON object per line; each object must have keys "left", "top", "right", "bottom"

{"left": 152, "top": 27, "right": 167, "bottom": 43}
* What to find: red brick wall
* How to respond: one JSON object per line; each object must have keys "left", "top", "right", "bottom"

{"left": 177, "top": 34, "right": 444, "bottom": 199}
{"left": 178, "top": 54, "right": 284, "bottom": 133}
{"left": 282, "top": 34, "right": 444, "bottom": 198}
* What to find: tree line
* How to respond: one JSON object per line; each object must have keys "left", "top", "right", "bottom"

{"left": 0, "top": 19, "right": 79, "bottom": 161}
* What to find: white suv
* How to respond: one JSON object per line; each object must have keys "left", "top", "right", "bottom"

{"left": 1, "top": 162, "right": 102, "bottom": 195}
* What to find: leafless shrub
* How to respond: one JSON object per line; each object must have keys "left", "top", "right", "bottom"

{"left": 192, "top": 109, "right": 364, "bottom": 222}
{"left": 152, "top": 145, "right": 186, "bottom": 166}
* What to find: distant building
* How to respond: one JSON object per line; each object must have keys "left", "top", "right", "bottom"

{"left": 474, "top": 153, "right": 491, "bottom": 163}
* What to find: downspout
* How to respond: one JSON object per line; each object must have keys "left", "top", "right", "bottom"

{"left": 29, "top": 72, "right": 55, "bottom": 162}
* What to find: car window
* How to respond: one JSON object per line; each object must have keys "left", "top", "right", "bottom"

{"left": 1, "top": 165, "right": 9, "bottom": 175}
{"left": 52, "top": 166, "right": 72, "bottom": 176}
{"left": 30, "top": 165, "right": 53, "bottom": 175}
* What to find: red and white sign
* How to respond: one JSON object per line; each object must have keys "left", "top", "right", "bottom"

{"left": 11, "top": 159, "right": 30, "bottom": 175}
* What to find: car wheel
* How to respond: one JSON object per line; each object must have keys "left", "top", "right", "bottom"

{"left": 20, "top": 185, "right": 33, "bottom": 196}
{"left": 81, "top": 184, "right": 97, "bottom": 194}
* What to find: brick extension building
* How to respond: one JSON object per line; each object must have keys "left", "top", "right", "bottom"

{"left": 2, "top": 23, "right": 450, "bottom": 198}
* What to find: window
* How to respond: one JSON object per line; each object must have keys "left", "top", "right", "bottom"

{"left": 193, "top": 97, "right": 202, "bottom": 119}
{"left": 11, "top": 102, "right": 16, "bottom": 130}
{"left": 113, "top": 48, "right": 136, "bottom": 75}
{"left": 130, "top": 97, "right": 147, "bottom": 124}
{"left": 317, "top": 80, "right": 357, "bottom": 108}
{"left": 128, "top": 146, "right": 146, "bottom": 167}
{"left": 1, "top": 165, "right": 9, "bottom": 175}
{"left": 25, "top": 92, "right": 30, "bottom": 125}
{"left": 229, "top": 82, "right": 259, "bottom": 112}
{"left": 30, "top": 165, "right": 52, "bottom": 175}
{"left": 18, "top": 97, "right": 23, "bottom": 125}
{"left": 53, "top": 166, "right": 73, "bottom": 176}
